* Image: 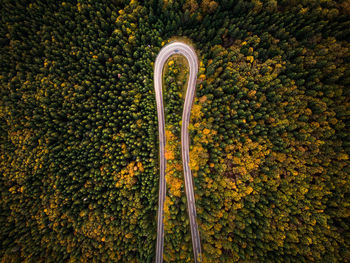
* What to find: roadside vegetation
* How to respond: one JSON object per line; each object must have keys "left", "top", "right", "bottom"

{"left": 1, "top": 0, "right": 349, "bottom": 262}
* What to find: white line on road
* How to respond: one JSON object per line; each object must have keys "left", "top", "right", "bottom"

{"left": 154, "top": 41, "right": 202, "bottom": 263}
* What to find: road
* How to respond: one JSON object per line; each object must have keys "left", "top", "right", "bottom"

{"left": 154, "top": 42, "right": 202, "bottom": 263}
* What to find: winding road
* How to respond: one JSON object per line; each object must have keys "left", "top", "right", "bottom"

{"left": 154, "top": 42, "right": 202, "bottom": 263}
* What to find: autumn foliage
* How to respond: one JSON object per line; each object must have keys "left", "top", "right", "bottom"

{"left": 1, "top": 0, "right": 349, "bottom": 262}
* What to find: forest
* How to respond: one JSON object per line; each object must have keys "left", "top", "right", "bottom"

{"left": 0, "top": 0, "right": 349, "bottom": 262}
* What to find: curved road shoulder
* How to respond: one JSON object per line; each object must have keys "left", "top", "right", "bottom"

{"left": 154, "top": 42, "right": 202, "bottom": 263}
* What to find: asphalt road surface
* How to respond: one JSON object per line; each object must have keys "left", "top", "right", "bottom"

{"left": 154, "top": 42, "right": 202, "bottom": 263}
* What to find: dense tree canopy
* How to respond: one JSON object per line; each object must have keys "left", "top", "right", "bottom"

{"left": 0, "top": 0, "right": 349, "bottom": 262}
